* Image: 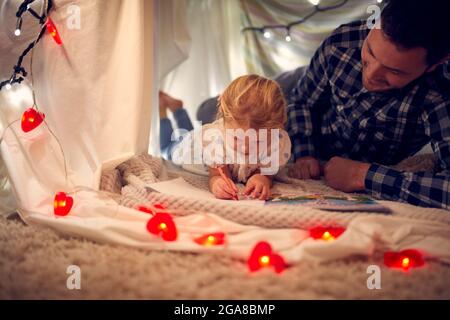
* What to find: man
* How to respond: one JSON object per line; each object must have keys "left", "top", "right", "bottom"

{"left": 287, "top": 0, "right": 450, "bottom": 209}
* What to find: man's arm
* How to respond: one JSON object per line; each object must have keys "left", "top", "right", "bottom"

{"left": 326, "top": 100, "right": 450, "bottom": 209}
{"left": 365, "top": 164, "right": 449, "bottom": 209}
{"left": 323, "top": 156, "right": 450, "bottom": 209}
{"left": 365, "top": 99, "right": 450, "bottom": 209}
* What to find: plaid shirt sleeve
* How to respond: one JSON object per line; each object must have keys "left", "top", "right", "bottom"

{"left": 365, "top": 100, "right": 450, "bottom": 209}
{"left": 286, "top": 37, "right": 331, "bottom": 160}
{"left": 365, "top": 165, "right": 450, "bottom": 209}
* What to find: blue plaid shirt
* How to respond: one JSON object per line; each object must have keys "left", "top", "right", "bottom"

{"left": 287, "top": 20, "right": 450, "bottom": 210}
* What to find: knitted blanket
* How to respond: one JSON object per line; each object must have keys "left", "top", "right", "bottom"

{"left": 100, "top": 153, "right": 450, "bottom": 230}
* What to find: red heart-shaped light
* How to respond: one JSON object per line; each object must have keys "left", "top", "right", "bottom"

{"left": 154, "top": 203, "right": 166, "bottom": 210}
{"left": 46, "top": 17, "right": 62, "bottom": 45}
{"left": 194, "top": 232, "right": 226, "bottom": 246}
{"left": 54, "top": 192, "right": 73, "bottom": 216}
{"left": 137, "top": 205, "right": 154, "bottom": 215}
{"left": 309, "top": 226, "right": 346, "bottom": 241}
{"left": 137, "top": 203, "right": 168, "bottom": 215}
{"left": 384, "top": 249, "right": 425, "bottom": 271}
{"left": 247, "top": 241, "right": 286, "bottom": 273}
{"left": 146, "top": 213, "right": 177, "bottom": 241}
{"left": 21, "top": 108, "right": 45, "bottom": 133}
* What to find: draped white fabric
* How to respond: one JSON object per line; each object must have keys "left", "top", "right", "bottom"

{"left": 0, "top": 0, "right": 43, "bottom": 215}
{"left": 161, "top": 0, "right": 246, "bottom": 122}
{"left": 157, "top": 0, "right": 191, "bottom": 81}
{"left": 1, "top": 0, "right": 154, "bottom": 209}
{"left": 160, "top": 0, "right": 375, "bottom": 120}
{"left": 148, "top": 0, "right": 191, "bottom": 155}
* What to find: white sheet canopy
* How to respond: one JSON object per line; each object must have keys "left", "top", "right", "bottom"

{"left": 1, "top": 0, "right": 449, "bottom": 268}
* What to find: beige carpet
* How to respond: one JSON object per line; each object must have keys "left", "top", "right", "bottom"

{"left": 1, "top": 213, "right": 450, "bottom": 300}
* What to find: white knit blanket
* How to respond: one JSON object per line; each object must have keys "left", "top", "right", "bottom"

{"left": 100, "top": 153, "right": 450, "bottom": 230}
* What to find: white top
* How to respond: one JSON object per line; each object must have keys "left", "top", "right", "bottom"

{"left": 173, "top": 119, "right": 291, "bottom": 183}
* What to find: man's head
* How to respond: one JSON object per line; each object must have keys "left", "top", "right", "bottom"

{"left": 361, "top": 0, "right": 450, "bottom": 92}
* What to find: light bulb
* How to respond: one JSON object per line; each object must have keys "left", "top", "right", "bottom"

{"left": 377, "top": 0, "right": 383, "bottom": 3}
{"left": 15, "top": 18, "right": 22, "bottom": 37}
{"left": 285, "top": 34, "right": 292, "bottom": 42}
{"left": 54, "top": 192, "right": 74, "bottom": 216}
{"left": 46, "top": 18, "right": 63, "bottom": 45}
{"left": 263, "top": 30, "right": 271, "bottom": 39}
{"left": 308, "top": 0, "right": 320, "bottom": 5}
{"left": 260, "top": 255, "right": 270, "bottom": 266}
{"left": 194, "top": 232, "right": 226, "bottom": 246}
{"left": 5, "top": 83, "right": 12, "bottom": 90}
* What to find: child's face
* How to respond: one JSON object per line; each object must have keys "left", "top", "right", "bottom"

{"left": 224, "top": 119, "right": 273, "bottom": 156}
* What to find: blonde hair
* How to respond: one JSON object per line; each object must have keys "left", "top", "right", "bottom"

{"left": 217, "top": 74, "right": 287, "bottom": 129}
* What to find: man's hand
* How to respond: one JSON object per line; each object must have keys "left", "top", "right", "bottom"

{"left": 289, "top": 156, "right": 321, "bottom": 179}
{"left": 243, "top": 174, "right": 272, "bottom": 200}
{"left": 323, "top": 156, "right": 371, "bottom": 192}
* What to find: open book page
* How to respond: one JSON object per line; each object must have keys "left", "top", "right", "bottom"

{"left": 265, "top": 193, "right": 391, "bottom": 213}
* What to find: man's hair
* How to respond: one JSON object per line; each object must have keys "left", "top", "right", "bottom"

{"left": 381, "top": 0, "right": 450, "bottom": 66}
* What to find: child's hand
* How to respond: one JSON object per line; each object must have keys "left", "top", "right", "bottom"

{"left": 243, "top": 174, "right": 272, "bottom": 200}
{"left": 210, "top": 176, "right": 238, "bottom": 200}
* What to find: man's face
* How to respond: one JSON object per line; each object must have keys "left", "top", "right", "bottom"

{"left": 361, "top": 28, "right": 429, "bottom": 92}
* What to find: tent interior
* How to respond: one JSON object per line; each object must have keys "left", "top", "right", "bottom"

{"left": 0, "top": 0, "right": 449, "bottom": 299}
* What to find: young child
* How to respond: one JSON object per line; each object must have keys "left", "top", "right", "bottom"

{"left": 171, "top": 75, "right": 291, "bottom": 200}
{"left": 207, "top": 75, "right": 291, "bottom": 200}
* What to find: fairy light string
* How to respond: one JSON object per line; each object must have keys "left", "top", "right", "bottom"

{"left": 0, "top": 0, "right": 53, "bottom": 91}
{"left": 0, "top": 0, "right": 69, "bottom": 186}
{"left": 241, "top": 0, "right": 355, "bottom": 42}
{"left": 28, "top": 4, "right": 70, "bottom": 184}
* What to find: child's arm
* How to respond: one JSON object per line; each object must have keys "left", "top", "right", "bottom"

{"left": 209, "top": 166, "right": 238, "bottom": 200}
{"left": 243, "top": 172, "right": 273, "bottom": 200}
{"left": 242, "top": 129, "right": 290, "bottom": 200}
